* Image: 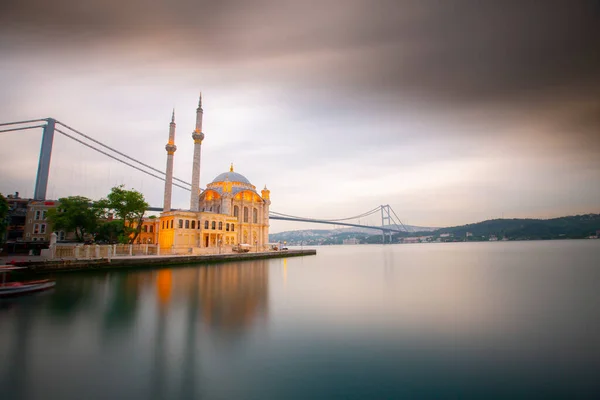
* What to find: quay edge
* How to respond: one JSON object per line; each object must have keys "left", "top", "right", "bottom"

{"left": 15, "top": 249, "right": 317, "bottom": 273}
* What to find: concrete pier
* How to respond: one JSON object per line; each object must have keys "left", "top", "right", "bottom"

{"left": 14, "top": 249, "right": 317, "bottom": 273}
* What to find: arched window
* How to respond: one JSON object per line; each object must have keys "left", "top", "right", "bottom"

{"left": 211, "top": 221, "right": 216, "bottom": 230}
{"left": 178, "top": 219, "right": 183, "bottom": 229}
{"left": 231, "top": 224, "right": 235, "bottom": 232}
{"left": 162, "top": 221, "right": 164, "bottom": 229}
{"left": 234, "top": 206, "right": 239, "bottom": 218}
{"left": 185, "top": 220, "right": 190, "bottom": 229}
{"left": 191, "top": 220, "right": 195, "bottom": 229}
{"left": 149, "top": 225, "right": 153, "bottom": 233}
{"left": 218, "top": 221, "right": 223, "bottom": 230}
{"left": 226, "top": 223, "right": 230, "bottom": 231}
{"left": 143, "top": 225, "right": 147, "bottom": 232}
{"left": 170, "top": 220, "right": 173, "bottom": 229}
{"left": 253, "top": 208, "right": 258, "bottom": 223}
{"left": 205, "top": 220, "right": 209, "bottom": 229}
{"left": 243, "top": 207, "right": 249, "bottom": 223}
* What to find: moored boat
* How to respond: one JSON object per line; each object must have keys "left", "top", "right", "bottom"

{"left": 0, "top": 266, "right": 56, "bottom": 297}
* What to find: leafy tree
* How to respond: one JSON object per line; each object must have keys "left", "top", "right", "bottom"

{"left": 0, "top": 193, "right": 9, "bottom": 245}
{"left": 97, "top": 185, "right": 149, "bottom": 244}
{"left": 94, "top": 220, "right": 125, "bottom": 244}
{"left": 47, "top": 196, "right": 99, "bottom": 242}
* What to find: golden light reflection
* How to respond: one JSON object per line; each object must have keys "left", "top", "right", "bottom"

{"left": 156, "top": 269, "right": 172, "bottom": 307}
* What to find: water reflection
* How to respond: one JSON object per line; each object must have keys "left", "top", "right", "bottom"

{"left": 1, "top": 242, "right": 599, "bottom": 399}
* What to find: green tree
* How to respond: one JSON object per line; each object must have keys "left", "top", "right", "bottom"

{"left": 97, "top": 185, "right": 149, "bottom": 244}
{"left": 94, "top": 220, "right": 125, "bottom": 244}
{"left": 0, "top": 194, "right": 9, "bottom": 245}
{"left": 47, "top": 196, "right": 99, "bottom": 242}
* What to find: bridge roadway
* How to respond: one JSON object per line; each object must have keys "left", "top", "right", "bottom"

{"left": 147, "top": 207, "right": 405, "bottom": 233}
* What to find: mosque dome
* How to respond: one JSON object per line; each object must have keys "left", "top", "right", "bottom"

{"left": 211, "top": 164, "right": 252, "bottom": 185}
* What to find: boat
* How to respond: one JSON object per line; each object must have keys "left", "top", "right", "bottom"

{"left": 0, "top": 266, "right": 56, "bottom": 297}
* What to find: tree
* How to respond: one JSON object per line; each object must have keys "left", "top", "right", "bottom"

{"left": 47, "top": 196, "right": 99, "bottom": 242}
{"left": 97, "top": 185, "right": 149, "bottom": 244}
{"left": 94, "top": 220, "right": 126, "bottom": 244}
{"left": 0, "top": 194, "right": 9, "bottom": 245}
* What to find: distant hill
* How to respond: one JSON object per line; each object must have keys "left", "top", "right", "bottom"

{"left": 433, "top": 214, "right": 600, "bottom": 240}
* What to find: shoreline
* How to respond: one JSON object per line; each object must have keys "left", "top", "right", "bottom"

{"left": 6, "top": 249, "right": 317, "bottom": 273}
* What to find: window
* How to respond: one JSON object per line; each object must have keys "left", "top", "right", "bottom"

{"left": 211, "top": 221, "right": 216, "bottom": 230}
{"left": 218, "top": 221, "right": 223, "bottom": 230}
{"left": 178, "top": 219, "right": 183, "bottom": 229}
{"left": 143, "top": 225, "right": 148, "bottom": 232}
{"left": 243, "top": 207, "right": 249, "bottom": 223}
{"left": 59, "top": 231, "right": 65, "bottom": 240}
{"left": 33, "top": 237, "right": 38, "bottom": 241}
{"left": 33, "top": 223, "right": 39, "bottom": 234}
{"left": 216, "top": 206, "right": 220, "bottom": 213}
{"left": 198, "top": 220, "right": 201, "bottom": 230}
{"left": 35, "top": 210, "right": 41, "bottom": 220}
{"left": 253, "top": 208, "right": 258, "bottom": 223}
{"left": 205, "top": 220, "right": 209, "bottom": 229}
{"left": 40, "top": 224, "right": 46, "bottom": 234}
{"left": 42, "top": 210, "right": 47, "bottom": 220}
{"left": 234, "top": 206, "right": 239, "bottom": 218}
{"left": 162, "top": 221, "right": 165, "bottom": 229}
{"left": 231, "top": 224, "right": 235, "bottom": 232}
{"left": 150, "top": 225, "right": 154, "bottom": 233}
{"left": 170, "top": 220, "right": 173, "bottom": 229}
{"left": 185, "top": 220, "right": 190, "bottom": 229}
{"left": 191, "top": 220, "right": 195, "bottom": 229}
{"left": 226, "top": 223, "right": 230, "bottom": 232}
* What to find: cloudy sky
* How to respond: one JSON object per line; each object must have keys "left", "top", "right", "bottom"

{"left": 1, "top": 0, "right": 598, "bottom": 232}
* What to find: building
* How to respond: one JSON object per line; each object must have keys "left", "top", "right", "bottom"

{"left": 157, "top": 95, "right": 271, "bottom": 254}
{"left": 342, "top": 238, "right": 360, "bottom": 245}
{"left": 4, "top": 192, "right": 29, "bottom": 242}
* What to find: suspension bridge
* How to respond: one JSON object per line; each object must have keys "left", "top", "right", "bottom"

{"left": 1, "top": 117, "right": 411, "bottom": 241}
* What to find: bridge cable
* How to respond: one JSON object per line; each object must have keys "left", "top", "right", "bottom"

{"left": 269, "top": 205, "right": 382, "bottom": 222}
{"left": 0, "top": 124, "right": 46, "bottom": 134}
{"left": 55, "top": 120, "right": 192, "bottom": 187}
{"left": 0, "top": 119, "right": 46, "bottom": 127}
{"left": 55, "top": 128, "right": 192, "bottom": 191}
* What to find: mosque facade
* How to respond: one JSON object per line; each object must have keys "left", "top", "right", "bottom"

{"left": 156, "top": 95, "right": 271, "bottom": 254}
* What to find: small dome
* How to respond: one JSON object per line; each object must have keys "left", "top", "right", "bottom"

{"left": 211, "top": 171, "right": 251, "bottom": 185}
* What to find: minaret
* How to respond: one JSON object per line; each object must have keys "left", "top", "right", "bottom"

{"left": 163, "top": 109, "right": 177, "bottom": 212}
{"left": 190, "top": 93, "right": 205, "bottom": 211}
{"left": 261, "top": 185, "right": 271, "bottom": 246}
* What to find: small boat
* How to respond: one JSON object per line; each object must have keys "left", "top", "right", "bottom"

{"left": 0, "top": 266, "right": 56, "bottom": 297}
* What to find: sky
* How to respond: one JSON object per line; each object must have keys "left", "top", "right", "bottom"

{"left": 0, "top": 0, "right": 599, "bottom": 233}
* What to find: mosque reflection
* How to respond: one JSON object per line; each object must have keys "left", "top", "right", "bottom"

{"left": 154, "top": 260, "right": 269, "bottom": 332}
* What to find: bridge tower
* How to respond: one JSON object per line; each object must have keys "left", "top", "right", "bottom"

{"left": 190, "top": 93, "right": 204, "bottom": 211}
{"left": 34, "top": 118, "right": 56, "bottom": 200}
{"left": 380, "top": 204, "right": 394, "bottom": 244}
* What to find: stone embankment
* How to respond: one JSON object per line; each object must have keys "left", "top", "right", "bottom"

{"left": 10, "top": 249, "right": 317, "bottom": 273}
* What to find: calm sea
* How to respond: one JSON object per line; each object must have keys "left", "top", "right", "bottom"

{"left": 1, "top": 240, "right": 599, "bottom": 399}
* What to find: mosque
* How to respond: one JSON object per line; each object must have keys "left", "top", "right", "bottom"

{"left": 154, "top": 94, "right": 271, "bottom": 254}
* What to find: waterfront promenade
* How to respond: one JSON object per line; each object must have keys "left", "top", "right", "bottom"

{"left": 1, "top": 249, "right": 316, "bottom": 273}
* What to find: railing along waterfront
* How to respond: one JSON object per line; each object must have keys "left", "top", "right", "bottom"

{"left": 48, "top": 243, "right": 160, "bottom": 260}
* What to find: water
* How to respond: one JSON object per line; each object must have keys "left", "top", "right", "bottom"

{"left": 1, "top": 240, "right": 600, "bottom": 399}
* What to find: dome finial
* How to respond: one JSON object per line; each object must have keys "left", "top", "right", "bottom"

{"left": 230, "top": 163, "right": 234, "bottom": 172}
